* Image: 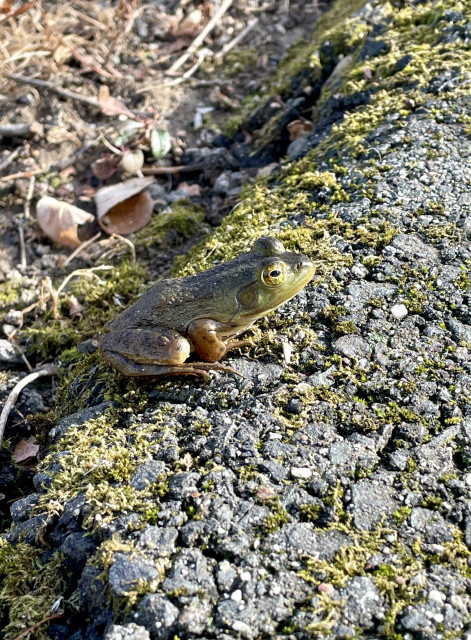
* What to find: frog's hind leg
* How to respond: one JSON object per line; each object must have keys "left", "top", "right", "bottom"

{"left": 102, "top": 353, "right": 241, "bottom": 379}
{"left": 102, "top": 352, "right": 212, "bottom": 379}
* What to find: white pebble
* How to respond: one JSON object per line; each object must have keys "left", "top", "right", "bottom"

{"left": 428, "top": 589, "right": 445, "bottom": 603}
{"left": 232, "top": 621, "right": 251, "bottom": 634}
{"left": 231, "top": 589, "right": 242, "bottom": 603}
{"left": 240, "top": 571, "right": 251, "bottom": 582}
{"left": 290, "top": 467, "right": 312, "bottom": 479}
{"left": 391, "top": 304, "right": 408, "bottom": 320}
{"left": 433, "top": 613, "right": 444, "bottom": 623}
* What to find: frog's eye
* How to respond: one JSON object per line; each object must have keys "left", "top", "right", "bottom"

{"left": 261, "top": 262, "right": 286, "bottom": 287}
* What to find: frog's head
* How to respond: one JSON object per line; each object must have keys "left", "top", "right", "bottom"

{"left": 234, "top": 236, "right": 315, "bottom": 322}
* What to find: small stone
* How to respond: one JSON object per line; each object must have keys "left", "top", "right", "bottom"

{"left": 0, "top": 339, "right": 22, "bottom": 364}
{"left": 3, "top": 309, "right": 22, "bottom": 326}
{"left": 318, "top": 583, "right": 334, "bottom": 594}
{"left": 290, "top": 467, "right": 312, "bottom": 479}
{"left": 333, "top": 335, "right": 371, "bottom": 359}
{"left": 240, "top": 571, "right": 251, "bottom": 581}
{"left": 231, "top": 589, "right": 242, "bottom": 603}
{"left": 428, "top": 589, "right": 445, "bottom": 603}
{"left": 232, "top": 621, "right": 251, "bottom": 635}
{"left": 391, "top": 304, "right": 408, "bottom": 320}
{"left": 137, "top": 594, "right": 178, "bottom": 640}
{"left": 433, "top": 613, "right": 444, "bottom": 623}
{"left": 104, "top": 624, "right": 150, "bottom": 640}
{"left": 2, "top": 324, "right": 15, "bottom": 336}
{"left": 77, "top": 339, "right": 98, "bottom": 355}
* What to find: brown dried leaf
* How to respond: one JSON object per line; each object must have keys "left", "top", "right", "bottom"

{"left": 98, "top": 192, "right": 153, "bottom": 235}
{"left": 36, "top": 197, "right": 94, "bottom": 248}
{"left": 287, "top": 119, "right": 314, "bottom": 141}
{"left": 13, "top": 436, "right": 39, "bottom": 465}
{"left": 98, "top": 86, "right": 135, "bottom": 119}
{"left": 172, "top": 8, "right": 204, "bottom": 38}
{"left": 92, "top": 153, "right": 120, "bottom": 181}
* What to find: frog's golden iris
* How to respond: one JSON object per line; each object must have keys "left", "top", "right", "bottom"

{"left": 99, "top": 237, "right": 315, "bottom": 378}
{"left": 261, "top": 262, "right": 286, "bottom": 287}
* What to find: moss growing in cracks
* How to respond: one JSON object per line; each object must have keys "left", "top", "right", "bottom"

{"left": 4, "top": 0, "right": 471, "bottom": 637}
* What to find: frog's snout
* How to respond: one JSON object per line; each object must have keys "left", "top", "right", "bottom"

{"left": 296, "top": 258, "right": 314, "bottom": 273}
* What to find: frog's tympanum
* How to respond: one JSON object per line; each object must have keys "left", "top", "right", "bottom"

{"left": 99, "top": 237, "right": 315, "bottom": 378}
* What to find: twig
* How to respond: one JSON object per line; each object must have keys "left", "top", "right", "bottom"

{"left": 63, "top": 232, "right": 102, "bottom": 267}
{"left": 6, "top": 73, "right": 101, "bottom": 109}
{"left": 24, "top": 175, "right": 36, "bottom": 220}
{"left": 167, "top": 0, "right": 234, "bottom": 74}
{"left": 0, "top": 123, "right": 33, "bottom": 139}
{"left": 0, "top": 147, "right": 22, "bottom": 173}
{"left": 165, "top": 49, "right": 210, "bottom": 87}
{"left": 141, "top": 162, "right": 205, "bottom": 175}
{"left": 0, "top": 1, "right": 32, "bottom": 24}
{"left": 0, "top": 364, "right": 59, "bottom": 449}
{"left": 100, "top": 135, "right": 122, "bottom": 155}
{"left": 0, "top": 168, "right": 44, "bottom": 183}
{"left": 17, "top": 222, "right": 26, "bottom": 268}
{"left": 110, "top": 234, "right": 136, "bottom": 265}
{"left": 215, "top": 19, "right": 258, "bottom": 59}
{"left": 56, "top": 265, "right": 113, "bottom": 294}
{"left": 11, "top": 612, "right": 64, "bottom": 640}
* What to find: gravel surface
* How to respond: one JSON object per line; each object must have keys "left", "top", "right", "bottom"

{"left": 2, "top": 1, "right": 471, "bottom": 639}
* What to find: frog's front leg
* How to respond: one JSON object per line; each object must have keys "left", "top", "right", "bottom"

{"left": 188, "top": 319, "right": 253, "bottom": 363}
{"left": 99, "top": 327, "right": 239, "bottom": 378}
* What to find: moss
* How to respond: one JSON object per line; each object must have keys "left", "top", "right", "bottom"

{"left": 134, "top": 201, "right": 206, "bottom": 250}
{"left": 261, "top": 498, "right": 290, "bottom": 534}
{"left": 393, "top": 506, "right": 412, "bottom": 526}
{"left": 218, "top": 48, "right": 259, "bottom": 78}
{"left": 0, "top": 542, "right": 65, "bottom": 640}
{"left": 22, "top": 259, "right": 148, "bottom": 360}
{"left": 299, "top": 503, "right": 321, "bottom": 522}
{"left": 0, "top": 279, "right": 23, "bottom": 308}
{"left": 421, "top": 495, "right": 443, "bottom": 510}
{"left": 334, "top": 320, "right": 358, "bottom": 336}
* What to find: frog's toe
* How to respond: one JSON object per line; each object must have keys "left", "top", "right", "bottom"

{"left": 190, "top": 362, "right": 243, "bottom": 378}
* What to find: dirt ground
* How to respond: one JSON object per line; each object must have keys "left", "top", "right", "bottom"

{"left": 0, "top": 0, "right": 322, "bottom": 524}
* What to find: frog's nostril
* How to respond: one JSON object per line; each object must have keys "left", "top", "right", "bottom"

{"left": 297, "top": 260, "right": 312, "bottom": 271}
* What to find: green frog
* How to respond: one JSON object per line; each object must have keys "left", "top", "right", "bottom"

{"left": 99, "top": 236, "right": 314, "bottom": 378}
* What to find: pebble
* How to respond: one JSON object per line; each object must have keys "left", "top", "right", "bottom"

{"left": 428, "top": 589, "right": 445, "bottom": 603}
{"left": 232, "top": 621, "right": 251, "bottom": 634}
{"left": 290, "top": 467, "right": 312, "bottom": 479}
{"left": 0, "top": 339, "right": 22, "bottom": 363}
{"left": 391, "top": 303, "right": 408, "bottom": 319}
{"left": 231, "top": 589, "right": 242, "bottom": 603}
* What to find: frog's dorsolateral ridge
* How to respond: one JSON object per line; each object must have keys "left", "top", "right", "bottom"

{"left": 99, "top": 237, "right": 315, "bottom": 378}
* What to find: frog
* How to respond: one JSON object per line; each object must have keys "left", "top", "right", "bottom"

{"left": 99, "top": 236, "right": 315, "bottom": 378}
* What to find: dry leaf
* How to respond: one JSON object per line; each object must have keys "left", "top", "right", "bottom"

{"left": 364, "top": 66, "right": 373, "bottom": 81}
{"left": 172, "top": 8, "right": 204, "bottom": 38}
{"left": 92, "top": 154, "right": 120, "bottom": 181}
{"left": 95, "top": 177, "right": 155, "bottom": 235}
{"left": 69, "top": 295, "right": 85, "bottom": 320}
{"left": 37, "top": 197, "right": 94, "bottom": 248}
{"left": 13, "top": 436, "right": 39, "bottom": 464}
{"left": 287, "top": 119, "right": 314, "bottom": 141}
{"left": 98, "top": 86, "right": 136, "bottom": 119}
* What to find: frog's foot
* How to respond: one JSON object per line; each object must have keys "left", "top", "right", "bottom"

{"left": 102, "top": 352, "right": 241, "bottom": 379}
{"left": 188, "top": 361, "right": 243, "bottom": 378}
{"left": 223, "top": 338, "right": 255, "bottom": 356}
